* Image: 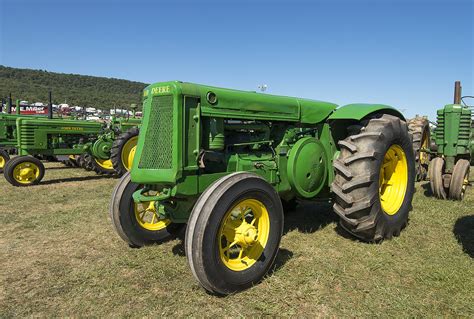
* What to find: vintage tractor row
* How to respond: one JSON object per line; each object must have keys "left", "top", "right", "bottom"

{"left": 1, "top": 98, "right": 141, "bottom": 186}
{"left": 110, "top": 81, "right": 416, "bottom": 295}
{"left": 428, "top": 81, "right": 473, "bottom": 200}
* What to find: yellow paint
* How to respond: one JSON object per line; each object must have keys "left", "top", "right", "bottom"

{"left": 0, "top": 155, "right": 5, "bottom": 169}
{"left": 151, "top": 86, "right": 171, "bottom": 95}
{"left": 12, "top": 161, "right": 41, "bottom": 184}
{"left": 379, "top": 145, "right": 408, "bottom": 215}
{"left": 217, "top": 198, "right": 270, "bottom": 271}
{"left": 60, "top": 127, "right": 84, "bottom": 131}
{"left": 134, "top": 200, "right": 171, "bottom": 231}
{"left": 121, "top": 136, "right": 138, "bottom": 171}
{"left": 94, "top": 158, "right": 114, "bottom": 170}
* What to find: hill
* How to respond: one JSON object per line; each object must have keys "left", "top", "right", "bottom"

{"left": 0, "top": 65, "right": 148, "bottom": 109}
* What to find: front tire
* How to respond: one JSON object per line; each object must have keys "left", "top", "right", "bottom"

{"left": 185, "top": 172, "right": 284, "bottom": 295}
{"left": 332, "top": 114, "right": 415, "bottom": 241}
{"left": 109, "top": 172, "right": 182, "bottom": 247}
{"left": 429, "top": 157, "right": 447, "bottom": 199}
{"left": 0, "top": 149, "right": 10, "bottom": 173}
{"left": 448, "top": 159, "right": 470, "bottom": 200}
{"left": 4, "top": 156, "right": 45, "bottom": 187}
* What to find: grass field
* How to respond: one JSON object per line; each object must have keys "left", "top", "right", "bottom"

{"left": 1, "top": 162, "right": 473, "bottom": 317}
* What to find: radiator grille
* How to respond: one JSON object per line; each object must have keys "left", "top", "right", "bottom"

{"left": 139, "top": 95, "right": 174, "bottom": 169}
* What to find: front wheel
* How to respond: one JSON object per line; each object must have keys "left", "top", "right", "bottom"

{"left": 109, "top": 172, "right": 182, "bottom": 247}
{"left": 332, "top": 114, "right": 415, "bottom": 241}
{"left": 448, "top": 159, "right": 470, "bottom": 200}
{"left": 185, "top": 172, "right": 284, "bottom": 295}
{"left": 4, "top": 155, "right": 45, "bottom": 187}
{"left": 0, "top": 149, "right": 10, "bottom": 173}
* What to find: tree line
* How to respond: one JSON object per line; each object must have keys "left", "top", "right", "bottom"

{"left": 0, "top": 65, "right": 147, "bottom": 110}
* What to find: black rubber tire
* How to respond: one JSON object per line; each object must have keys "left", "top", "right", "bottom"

{"left": 109, "top": 172, "right": 183, "bottom": 247}
{"left": 448, "top": 159, "right": 470, "bottom": 200}
{"left": 408, "top": 116, "right": 430, "bottom": 181}
{"left": 0, "top": 149, "right": 11, "bottom": 173}
{"left": 111, "top": 127, "right": 139, "bottom": 177}
{"left": 185, "top": 172, "right": 284, "bottom": 295}
{"left": 77, "top": 154, "right": 87, "bottom": 170}
{"left": 429, "top": 157, "right": 447, "bottom": 199}
{"left": 332, "top": 114, "right": 415, "bottom": 241}
{"left": 83, "top": 153, "right": 115, "bottom": 175}
{"left": 4, "top": 156, "right": 45, "bottom": 187}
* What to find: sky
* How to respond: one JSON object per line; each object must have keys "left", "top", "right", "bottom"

{"left": 0, "top": 0, "right": 472, "bottom": 119}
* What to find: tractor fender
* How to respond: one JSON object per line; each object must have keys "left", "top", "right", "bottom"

{"left": 328, "top": 103, "right": 405, "bottom": 121}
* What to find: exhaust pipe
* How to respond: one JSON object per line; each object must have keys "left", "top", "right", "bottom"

{"left": 454, "top": 81, "right": 462, "bottom": 104}
{"left": 16, "top": 99, "right": 20, "bottom": 115}
{"left": 48, "top": 91, "right": 53, "bottom": 119}
{"left": 8, "top": 93, "right": 12, "bottom": 114}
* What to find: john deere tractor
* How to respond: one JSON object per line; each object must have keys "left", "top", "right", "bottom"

{"left": 429, "top": 81, "right": 473, "bottom": 200}
{"left": 110, "top": 81, "right": 415, "bottom": 295}
{"left": 408, "top": 116, "right": 431, "bottom": 181}
{"left": 0, "top": 98, "right": 54, "bottom": 173}
{"left": 3, "top": 117, "right": 108, "bottom": 186}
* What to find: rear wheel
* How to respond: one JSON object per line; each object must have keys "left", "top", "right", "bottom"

{"left": 448, "top": 159, "right": 470, "bottom": 200}
{"left": 408, "top": 116, "right": 430, "bottom": 181}
{"left": 0, "top": 149, "right": 10, "bottom": 173}
{"left": 185, "top": 172, "right": 284, "bottom": 295}
{"left": 4, "top": 156, "right": 45, "bottom": 187}
{"left": 429, "top": 157, "right": 447, "bottom": 199}
{"left": 110, "top": 172, "right": 182, "bottom": 247}
{"left": 111, "top": 127, "right": 139, "bottom": 176}
{"left": 83, "top": 153, "right": 115, "bottom": 175}
{"left": 332, "top": 114, "right": 415, "bottom": 241}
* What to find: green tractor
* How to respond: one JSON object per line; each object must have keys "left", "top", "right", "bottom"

{"left": 429, "top": 81, "right": 473, "bottom": 200}
{"left": 110, "top": 81, "right": 415, "bottom": 295}
{"left": 0, "top": 98, "right": 54, "bottom": 173}
{"left": 3, "top": 116, "right": 109, "bottom": 186}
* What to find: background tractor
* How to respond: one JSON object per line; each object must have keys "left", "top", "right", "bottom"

{"left": 429, "top": 81, "right": 473, "bottom": 200}
{"left": 408, "top": 115, "right": 431, "bottom": 181}
{"left": 0, "top": 97, "right": 55, "bottom": 173}
{"left": 110, "top": 81, "right": 415, "bottom": 295}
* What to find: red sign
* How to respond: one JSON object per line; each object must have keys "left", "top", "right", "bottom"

{"left": 10, "top": 106, "right": 48, "bottom": 115}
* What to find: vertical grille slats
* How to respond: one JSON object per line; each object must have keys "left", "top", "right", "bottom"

{"left": 139, "top": 95, "right": 174, "bottom": 169}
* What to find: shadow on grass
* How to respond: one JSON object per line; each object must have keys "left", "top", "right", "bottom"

{"left": 421, "top": 181, "right": 433, "bottom": 197}
{"left": 283, "top": 200, "right": 337, "bottom": 235}
{"left": 45, "top": 165, "right": 77, "bottom": 170}
{"left": 453, "top": 215, "right": 474, "bottom": 258}
{"left": 40, "top": 174, "right": 115, "bottom": 185}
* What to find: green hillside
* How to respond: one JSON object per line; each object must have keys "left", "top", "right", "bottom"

{"left": 0, "top": 65, "right": 148, "bottom": 109}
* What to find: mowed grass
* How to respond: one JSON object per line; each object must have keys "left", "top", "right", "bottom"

{"left": 0, "top": 162, "right": 473, "bottom": 318}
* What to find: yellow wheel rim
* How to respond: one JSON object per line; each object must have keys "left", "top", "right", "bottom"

{"left": 379, "top": 145, "right": 408, "bottom": 215}
{"left": 134, "top": 199, "right": 171, "bottom": 231}
{"left": 121, "top": 136, "right": 138, "bottom": 171}
{"left": 12, "top": 162, "right": 41, "bottom": 184}
{"left": 218, "top": 198, "right": 270, "bottom": 271}
{"left": 94, "top": 158, "right": 114, "bottom": 170}
{"left": 0, "top": 156, "right": 5, "bottom": 169}
{"left": 68, "top": 155, "right": 75, "bottom": 161}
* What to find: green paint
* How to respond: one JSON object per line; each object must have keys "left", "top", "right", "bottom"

{"left": 434, "top": 104, "right": 472, "bottom": 172}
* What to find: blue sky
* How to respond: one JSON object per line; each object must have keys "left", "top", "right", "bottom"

{"left": 0, "top": 0, "right": 472, "bottom": 119}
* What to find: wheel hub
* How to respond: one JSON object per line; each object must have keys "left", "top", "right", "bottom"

{"left": 234, "top": 222, "right": 258, "bottom": 247}
{"left": 19, "top": 167, "right": 36, "bottom": 179}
